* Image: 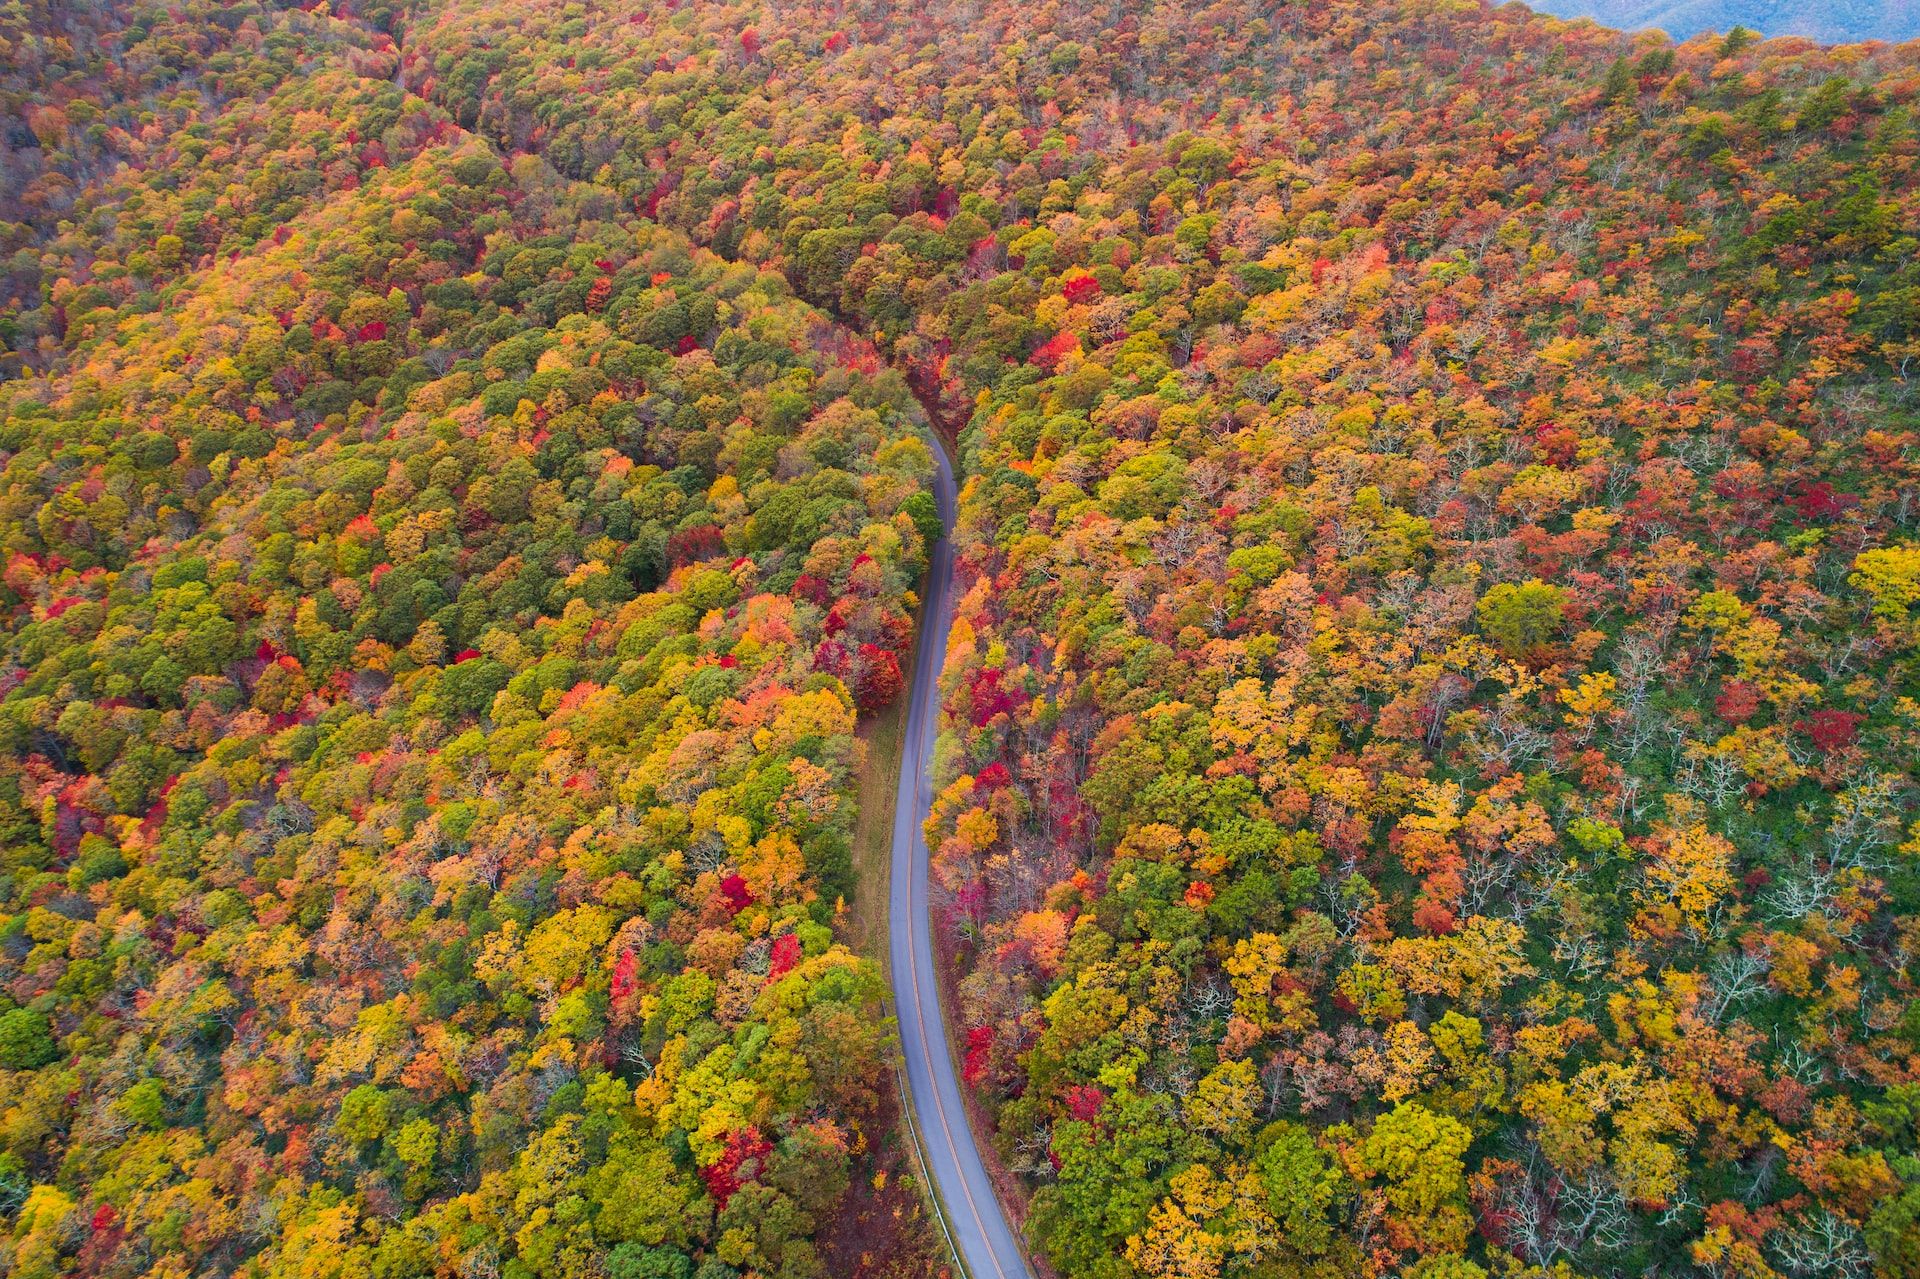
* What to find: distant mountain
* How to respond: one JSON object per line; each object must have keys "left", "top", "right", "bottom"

{"left": 1528, "top": 0, "right": 1920, "bottom": 42}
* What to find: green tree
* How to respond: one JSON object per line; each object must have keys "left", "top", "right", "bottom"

{"left": 0, "top": 1008, "right": 57, "bottom": 1069}
{"left": 335, "top": 1084, "right": 393, "bottom": 1145}
{"left": 1475, "top": 579, "right": 1569, "bottom": 658}
{"left": 1254, "top": 1121, "right": 1342, "bottom": 1257}
{"left": 1360, "top": 1102, "right": 1475, "bottom": 1255}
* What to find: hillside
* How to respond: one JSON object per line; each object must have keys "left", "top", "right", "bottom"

{"left": 0, "top": 7, "right": 951, "bottom": 1279}
{"left": 4, "top": 3, "right": 1920, "bottom": 1279}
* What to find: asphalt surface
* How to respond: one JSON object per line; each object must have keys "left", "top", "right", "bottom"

{"left": 887, "top": 429, "right": 1035, "bottom": 1279}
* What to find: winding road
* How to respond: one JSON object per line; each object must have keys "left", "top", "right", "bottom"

{"left": 887, "top": 429, "right": 1035, "bottom": 1278}
{"left": 353, "top": 18, "right": 1018, "bottom": 1275}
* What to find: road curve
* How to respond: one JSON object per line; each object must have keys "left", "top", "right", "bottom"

{"left": 888, "top": 428, "right": 1035, "bottom": 1279}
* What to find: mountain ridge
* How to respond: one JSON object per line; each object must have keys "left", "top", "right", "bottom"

{"left": 1527, "top": 0, "right": 1920, "bottom": 44}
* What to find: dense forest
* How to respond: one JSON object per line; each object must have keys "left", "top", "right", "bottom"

{"left": 4, "top": 2, "right": 1920, "bottom": 1279}
{"left": 0, "top": 6, "right": 950, "bottom": 1278}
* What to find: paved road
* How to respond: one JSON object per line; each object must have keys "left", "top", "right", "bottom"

{"left": 888, "top": 429, "right": 1035, "bottom": 1279}
{"left": 354, "top": 32, "right": 1025, "bottom": 1270}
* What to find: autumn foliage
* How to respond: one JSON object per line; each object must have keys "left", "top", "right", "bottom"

{"left": 5, "top": 0, "right": 1920, "bottom": 1278}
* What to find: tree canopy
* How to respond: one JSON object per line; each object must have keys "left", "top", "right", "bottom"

{"left": 5, "top": 1, "right": 1920, "bottom": 1278}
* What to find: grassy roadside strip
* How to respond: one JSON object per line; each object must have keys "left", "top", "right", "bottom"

{"left": 849, "top": 555, "right": 969, "bottom": 1279}
{"left": 848, "top": 660, "right": 910, "bottom": 965}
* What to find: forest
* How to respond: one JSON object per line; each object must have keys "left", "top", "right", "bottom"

{"left": 3, "top": 1, "right": 1920, "bottom": 1279}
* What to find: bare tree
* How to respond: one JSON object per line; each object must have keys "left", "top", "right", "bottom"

{"left": 1770, "top": 1210, "right": 1871, "bottom": 1279}
{"left": 1494, "top": 1143, "right": 1638, "bottom": 1267}
{"left": 1702, "top": 947, "right": 1772, "bottom": 1025}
